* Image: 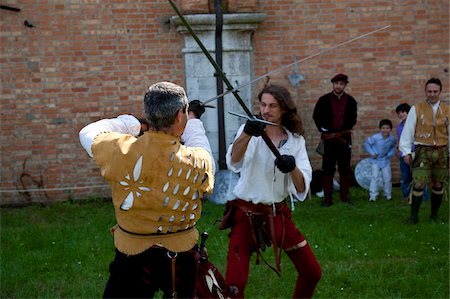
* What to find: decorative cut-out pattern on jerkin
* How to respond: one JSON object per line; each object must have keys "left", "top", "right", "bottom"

{"left": 119, "top": 155, "right": 151, "bottom": 210}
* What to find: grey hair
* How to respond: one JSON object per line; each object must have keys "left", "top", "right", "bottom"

{"left": 144, "top": 82, "right": 188, "bottom": 130}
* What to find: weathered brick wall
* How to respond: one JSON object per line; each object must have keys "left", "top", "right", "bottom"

{"left": 0, "top": 0, "right": 185, "bottom": 204}
{"left": 1, "top": 0, "right": 448, "bottom": 204}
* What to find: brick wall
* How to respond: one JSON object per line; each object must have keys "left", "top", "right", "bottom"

{"left": 1, "top": 0, "right": 448, "bottom": 205}
{"left": 250, "top": 0, "right": 449, "bottom": 170}
{"left": 0, "top": 0, "right": 185, "bottom": 204}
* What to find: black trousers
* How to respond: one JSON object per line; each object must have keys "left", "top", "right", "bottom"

{"left": 103, "top": 247, "right": 197, "bottom": 299}
{"left": 322, "top": 138, "right": 352, "bottom": 176}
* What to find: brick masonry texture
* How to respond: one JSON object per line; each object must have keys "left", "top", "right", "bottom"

{"left": 1, "top": 0, "right": 448, "bottom": 204}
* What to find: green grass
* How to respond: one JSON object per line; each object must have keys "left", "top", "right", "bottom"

{"left": 1, "top": 188, "right": 448, "bottom": 298}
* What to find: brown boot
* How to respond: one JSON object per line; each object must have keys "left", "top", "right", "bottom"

{"left": 321, "top": 175, "right": 334, "bottom": 207}
{"left": 339, "top": 175, "right": 351, "bottom": 203}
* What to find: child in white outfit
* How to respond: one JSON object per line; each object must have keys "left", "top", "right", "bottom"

{"left": 364, "top": 119, "right": 396, "bottom": 201}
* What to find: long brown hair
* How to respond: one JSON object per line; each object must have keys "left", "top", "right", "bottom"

{"left": 257, "top": 84, "right": 305, "bottom": 136}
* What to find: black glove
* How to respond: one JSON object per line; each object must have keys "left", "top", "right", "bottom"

{"left": 275, "top": 155, "right": 296, "bottom": 173}
{"left": 137, "top": 118, "right": 149, "bottom": 136}
{"left": 243, "top": 119, "right": 266, "bottom": 137}
{"left": 188, "top": 100, "right": 206, "bottom": 119}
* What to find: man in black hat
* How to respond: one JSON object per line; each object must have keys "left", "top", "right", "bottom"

{"left": 313, "top": 73, "right": 358, "bottom": 206}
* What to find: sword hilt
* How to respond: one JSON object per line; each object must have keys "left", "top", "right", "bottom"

{"left": 199, "top": 231, "right": 208, "bottom": 262}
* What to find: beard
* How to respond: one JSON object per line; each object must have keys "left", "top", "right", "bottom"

{"left": 333, "top": 87, "right": 344, "bottom": 95}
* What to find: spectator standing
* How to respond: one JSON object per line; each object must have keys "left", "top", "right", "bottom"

{"left": 396, "top": 103, "right": 413, "bottom": 201}
{"left": 395, "top": 103, "right": 430, "bottom": 202}
{"left": 399, "top": 78, "right": 449, "bottom": 224}
{"left": 364, "top": 119, "right": 396, "bottom": 201}
{"left": 313, "top": 73, "right": 358, "bottom": 206}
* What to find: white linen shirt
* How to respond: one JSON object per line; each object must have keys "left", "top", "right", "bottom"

{"left": 226, "top": 124, "right": 312, "bottom": 204}
{"left": 181, "top": 119, "right": 216, "bottom": 173}
{"left": 80, "top": 115, "right": 215, "bottom": 172}
{"left": 79, "top": 114, "right": 141, "bottom": 158}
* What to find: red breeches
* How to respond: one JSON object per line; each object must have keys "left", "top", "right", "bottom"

{"left": 225, "top": 206, "right": 321, "bottom": 298}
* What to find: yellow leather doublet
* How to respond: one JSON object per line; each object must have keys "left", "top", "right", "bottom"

{"left": 415, "top": 101, "right": 449, "bottom": 146}
{"left": 92, "top": 130, "right": 214, "bottom": 254}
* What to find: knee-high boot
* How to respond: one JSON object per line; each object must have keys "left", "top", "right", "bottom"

{"left": 430, "top": 192, "right": 443, "bottom": 220}
{"left": 321, "top": 176, "right": 334, "bottom": 206}
{"left": 339, "top": 175, "right": 351, "bottom": 203}
{"left": 410, "top": 195, "right": 423, "bottom": 224}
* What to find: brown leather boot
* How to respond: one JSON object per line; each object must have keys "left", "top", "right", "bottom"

{"left": 339, "top": 175, "right": 351, "bottom": 203}
{"left": 321, "top": 175, "right": 334, "bottom": 207}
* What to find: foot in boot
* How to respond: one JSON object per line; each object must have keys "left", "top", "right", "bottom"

{"left": 405, "top": 216, "right": 418, "bottom": 224}
{"left": 430, "top": 214, "right": 439, "bottom": 222}
{"left": 321, "top": 201, "right": 332, "bottom": 207}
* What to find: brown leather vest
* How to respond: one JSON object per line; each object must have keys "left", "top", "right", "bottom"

{"left": 414, "top": 101, "right": 449, "bottom": 146}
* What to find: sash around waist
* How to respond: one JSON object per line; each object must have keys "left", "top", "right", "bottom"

{"left": 321, "top": 130, "right": 352, "bottom": 139}
{"left": 234, "top": 198, "right": 287, "bottom": 214}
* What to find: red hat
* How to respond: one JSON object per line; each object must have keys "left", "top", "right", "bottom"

{"left": 331, "top": 73, "right": 349, "bottom": 83}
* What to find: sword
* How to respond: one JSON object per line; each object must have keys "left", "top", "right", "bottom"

{"left": 228, "top": 111, "right": 278, "bottom": 127}
{"left": 168, "top": 0, "right": 282, "bottom": 159}
{"left": 202, "top": 25, "right": 390, "bottom": 105}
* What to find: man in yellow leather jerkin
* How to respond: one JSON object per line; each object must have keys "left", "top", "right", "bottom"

{"left": 79, "top": 81, "right": 215, "bottom": 298}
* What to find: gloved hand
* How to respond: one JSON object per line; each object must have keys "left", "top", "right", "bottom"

{"left": 275, "top": 155, "right": 296, "bottom": 173}
{"left": 137, "top": 118, "right": 149, "bottom": 136}
{"left": 243, "top": 118, "right": 266, "bottom": 137}
{"left": 188, "top": 100, "right": 207, "bottom": 119}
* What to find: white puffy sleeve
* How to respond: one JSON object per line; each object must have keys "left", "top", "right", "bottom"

{"left": 79, "top": 114, "right": 141, "bottom": 157}
{"left": 225, "top": 124, "right": 246, "bottom": 172}
{"left": 399, "top": 106, "right": 416, "bottom": 156}
{"left": 181, "top": 118, "right": 216, "bottom": 173}
{"left": 288, "top": 136, "right": 312, "bottom": 202}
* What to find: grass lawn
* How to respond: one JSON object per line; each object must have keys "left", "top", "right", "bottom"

{"left": 1, "top": 187, "right": 448, "bottom": 298}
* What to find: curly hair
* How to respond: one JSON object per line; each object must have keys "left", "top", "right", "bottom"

{"left": 257, "top": 84, "right": 305, "bottom": 136}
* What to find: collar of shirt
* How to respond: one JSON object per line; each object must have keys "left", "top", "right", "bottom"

{"left": 332, "top": 91, "right": 346, "bottom": 99}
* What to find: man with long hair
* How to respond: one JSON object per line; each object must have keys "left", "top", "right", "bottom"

{"left": 221, "top": 84, "right": 321, "bottom": 298}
